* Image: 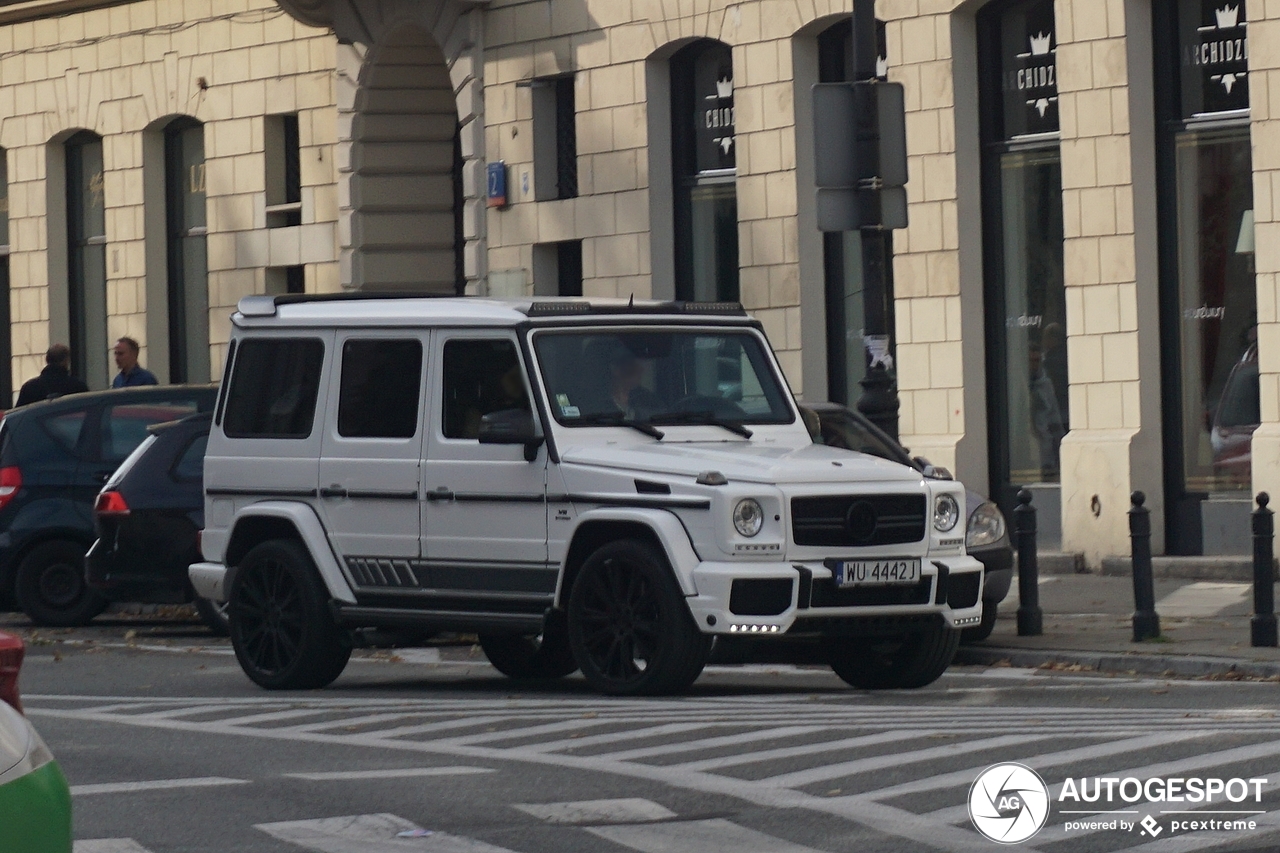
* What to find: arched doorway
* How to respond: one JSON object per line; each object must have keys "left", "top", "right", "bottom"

{"left": 351, "top": 27, "right": 463, "bottom": 293}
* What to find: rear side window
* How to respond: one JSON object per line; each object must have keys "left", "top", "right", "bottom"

{"left": 102, "top": 401, "right": 200, "bottom": 464}
{"left": 42, "top": 410, "right": 87, "bottom": 453}
{"left": 171, "top": 433, "right": 208, "bottom": 482}
{"left": 223, "top": 338, "right": 325, "bottom": 439}
{"left": 338, "top": 339, "right": 422, "bottom": 438}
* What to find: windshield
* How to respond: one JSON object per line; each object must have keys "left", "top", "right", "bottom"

{"left": 533, "top": 329, "right": 795, "bottom": 427}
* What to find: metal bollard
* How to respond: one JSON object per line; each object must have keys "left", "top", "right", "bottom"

{"left": 1015, "top": 488, "right": 1042, "bottom": 636}
{"left": 1129, "top": 491, "right": 1160, "bottom": 642}
{"left": 1252, "top": 492, "right": 1277, "bottom": 648}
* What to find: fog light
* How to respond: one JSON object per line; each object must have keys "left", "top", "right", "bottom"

{"left": 729, "top": 623, "right": 781, "bottom": 634}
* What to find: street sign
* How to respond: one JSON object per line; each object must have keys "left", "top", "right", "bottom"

{"left": 812, "top": 80, "right": 908, "bottom": 231}
{"left": 486, "top": 162, "right": 508, "bottom": 209}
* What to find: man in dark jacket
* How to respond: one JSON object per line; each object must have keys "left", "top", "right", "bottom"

{"left": 15, "top": 344, "right": 89, "bottom": 406}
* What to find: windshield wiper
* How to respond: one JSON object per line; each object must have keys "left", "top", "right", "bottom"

{"left": 649, "top": 410, "right": 753, "bottom": 439}
{"left": 573, "top": 412, "right": 665, "bottom": 439}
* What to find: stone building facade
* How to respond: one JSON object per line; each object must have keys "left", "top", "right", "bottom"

{"left": 4, "top": 0, "right": 1276, "bottom": 565}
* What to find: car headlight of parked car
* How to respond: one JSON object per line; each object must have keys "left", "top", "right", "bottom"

{"left": 933, "top": 494, "right": 960, "bottom": 533}
{"left": 733, "top": 498, "right": 764, "bottom": 537}
{"left": 966, "top": 501, "right": 1007, "bottom": 549}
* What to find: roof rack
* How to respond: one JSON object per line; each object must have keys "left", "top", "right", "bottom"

{"left": 236, "top": 291, "right": 455, "bottom": 317}
{"left": 521, "top": 300, "right": 747, "bottom": 317}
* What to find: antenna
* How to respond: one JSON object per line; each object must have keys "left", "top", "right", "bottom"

{"left": 628, "top": 293, "right": 634, "bottom": 307}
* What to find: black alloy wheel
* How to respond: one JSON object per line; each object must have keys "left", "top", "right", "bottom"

{"left": 15, "top": 540, "right": 108, "bottom": 627}
{"left": 229, "top": 540, "right": 350, "bottom": 690}
{"left": 827, "top": 621, "right": 961, "bottom": 690}
{"left": 567, "top": 540, "right": 711, "bottom": 696}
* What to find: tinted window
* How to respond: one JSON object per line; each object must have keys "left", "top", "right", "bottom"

{"left": 42, "top": 410, "right": 87, "bottom": 453}
{"left": 102, "top": 401, "right": 200, "bottom": 464}
{"left": 442, "top": 339, "right": 530, "bottom": 440}
{"left": 338, "top": 339, "right": 422, "bottom": 438}
{"left": 172, "top": 433, "right": 208, "bottom": 481}
{"left": 223, "top": 338, "right": 324, "bottom": 439}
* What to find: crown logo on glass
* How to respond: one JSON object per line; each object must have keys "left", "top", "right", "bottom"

{"left": 1029, "top": 32, "right": 1052, "bottom": 55}
{"left": 715, "top": 77, "right": 733, "bottom": 99}
{"left": 1216, "top": 4, "right": 1240, "bottom": 29}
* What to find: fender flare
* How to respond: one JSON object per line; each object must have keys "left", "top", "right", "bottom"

{"left": 227, "top": 501, "right": 356, "bottom": 604}
{"left": 561, "top": 507, "right": 701, "bottom": 597}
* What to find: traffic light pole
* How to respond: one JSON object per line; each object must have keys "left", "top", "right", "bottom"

{"left": 851, "top": 0, "right": 900, "bottom": 442}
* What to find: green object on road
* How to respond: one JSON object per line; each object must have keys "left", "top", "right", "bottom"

{"left": 0, "top": 760, "right": 73, "bottom": 853}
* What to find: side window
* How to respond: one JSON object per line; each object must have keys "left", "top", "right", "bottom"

{"left": 223, "top": 338, "right": 325, "bottom": 439}
{"left": 102, "top": 401, "right": 199, "bottom": 464}
{"left": 41, "top": 410, "right": 87, "bottom": 453}
{"left": 442, "top": 339, "right": 530, "bottom": 440}
{"left": 171, "top": 433, "right": 208, "bottom": 482}
{"left": 337, "top": 339, "right": 422, "bottom": 438}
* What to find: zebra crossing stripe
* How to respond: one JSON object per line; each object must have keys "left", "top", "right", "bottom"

{"left": 675, "top": 728, "right": 923, "bottom": 772}
{"left": 588, "top": 817, "right": 832, "bottom": 853}
{"left": 70, "top": 777, "right": 249, "bottom": 796}
{"left": 514, "top": 798, "right": 676, "bottom": 824}
{"left": 73, "top": 841, "right": 154, "bottom": 853}
{"left": 600, "top": 724, "right": 830, "bottom": 763}
{"left": 284, "top": 766, "right": 494, "bottom": 781}
{"left": 255, "top": 813, "right": 519, "bottom": 852}
{"left": 522, "top": 721, "right": 715, "bottom": 754}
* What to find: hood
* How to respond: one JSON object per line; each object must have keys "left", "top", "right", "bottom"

{"left": 559, "top": 440, "right": 924, "bottom": 485}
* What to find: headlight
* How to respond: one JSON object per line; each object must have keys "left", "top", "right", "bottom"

{"left": 966, "top": 501, "right": 1007, "bottom": 549}
{"left": 933, "top": 494, "right": 960, "bottom": 532}
{"left": 733, "top": 498, "right": 764, "bottom": 537}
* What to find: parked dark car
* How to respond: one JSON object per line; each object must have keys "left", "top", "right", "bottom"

{"left": 86, "top": 411, "right": 225, "bottom": 634}
{"left": 0, "top": 386, "right": 217, "bottom": 626}
{"left": 802, "top": 402, "right": 1013, "bottom": 642}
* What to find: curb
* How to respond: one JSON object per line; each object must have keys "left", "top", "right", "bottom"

{"left": 954, "top": 645, "right": 1280, "bottom": 680}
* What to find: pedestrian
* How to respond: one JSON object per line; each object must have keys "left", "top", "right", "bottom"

{"left": 111, "top": 337, "right": 158, "bottom": 388}
{"left": 14, "top": 344, "right": 89, "bottom": 407}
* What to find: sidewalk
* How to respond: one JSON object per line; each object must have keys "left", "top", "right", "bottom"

{"left": 953, "top": 574, "right": 1280, "bottom": 679}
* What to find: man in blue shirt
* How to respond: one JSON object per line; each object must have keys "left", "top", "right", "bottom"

{"left": 111, "top": 337, "right": 158, "bottom": 388}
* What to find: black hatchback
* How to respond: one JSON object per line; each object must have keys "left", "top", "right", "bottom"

{"left": 86, "top": 412, "right": 225, "bottom": 633}
{"left": 0, "top": 385, "right": 217, "bottom": 625}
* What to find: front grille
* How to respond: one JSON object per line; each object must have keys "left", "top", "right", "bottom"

{"left": 791, "top": 493, "right": 927, "bottom": 547}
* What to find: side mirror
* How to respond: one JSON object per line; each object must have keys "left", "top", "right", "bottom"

{"left": 478, "top": 409, "right": 544, "bottom": 461}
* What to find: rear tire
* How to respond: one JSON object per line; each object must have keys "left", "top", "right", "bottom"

{"left": 961, "top": 603, "right": 998, "bottom": 644}
{"left": 828, "top": 622, "right": 960, "bottom": 689}
{"left": 479, "top": 618, "right": 577, "bottom": 680}
{"left": 228, "top": 540, "right": 351, "bottom": 690}
{"left": 567, "top": 540, "right": 711, "bottom": 696}
{"left": 194, "top": 596, "right": 231, "bottom": 637}
{"left": 15, "top": 540, "right": 108, "bottom": 627}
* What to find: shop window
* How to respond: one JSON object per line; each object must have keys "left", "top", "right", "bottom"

{"left": 816, "top": 19, "right": 893, "bottom": 407}
{"left": 66, "top": 131, "right": 108, "bottom": 387}
{"left": 164, "top": 118, "right": 209, "bottom": 384}
{"left": 671, "top": 40, "right": 738, "bottom": 303}
{"left": 1155, "top": 0, "right": 1256, "bottom": 552}
{"left": 532, "top": 76, "right": 578, "bottom": 201}
{"left": 978, "top": 0, "right": 1067, "bottom": 507}
{"left": 265, "top": 113, "right": 302, "bottom": 228}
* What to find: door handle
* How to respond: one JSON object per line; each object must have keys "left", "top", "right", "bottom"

{"left": 319, "top": 486, "right": 347, "bottom": 499}
{"left": 426, "top": 487, "right": 454, "bottom": 502}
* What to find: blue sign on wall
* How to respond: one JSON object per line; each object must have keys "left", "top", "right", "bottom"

{"left": 486, "top": 161, "right": 508, "bottom": 208}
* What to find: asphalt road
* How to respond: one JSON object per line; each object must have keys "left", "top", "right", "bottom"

{"left": 11, "top": 614, "right": 1280, "bottom": 853}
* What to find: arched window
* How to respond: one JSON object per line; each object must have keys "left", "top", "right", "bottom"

{"left": 164, "top": 118, "right": 208, "bottom": 383}
{"left": 670, "top": 40, "right": 738, "bottom": 302}
{"left": 65, "top": 131, "right": 107, "bottom": 387}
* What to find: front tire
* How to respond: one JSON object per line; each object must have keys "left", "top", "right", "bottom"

{"left": 828, "top": 622, "right": 960, "bottom": 689}
{"left": 228, "top": 540, "right": 351, "bottom": 690}
{"left": 479, "top": 618, "right": 577, "bottom": 681}
{"left": 15, "top": 540, "right": 108, "bottom": 627}
{"left": 567, "top": 540, "right": 711, "bottom": 696}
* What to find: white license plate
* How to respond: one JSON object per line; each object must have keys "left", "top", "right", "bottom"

{"left": 836, "top": 558, "right": 922, "bottom": 587}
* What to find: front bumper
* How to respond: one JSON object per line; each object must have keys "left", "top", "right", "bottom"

{"left": 685, "top": 555, "right": 984, "bottom": 636}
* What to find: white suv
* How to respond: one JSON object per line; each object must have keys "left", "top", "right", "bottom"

{"left": 190, "top": 295, "right": 982, "bottom": 695}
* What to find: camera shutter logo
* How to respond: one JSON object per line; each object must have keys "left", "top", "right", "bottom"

{"left": 968, "top": 763, "right": 1051, "bottom": 844}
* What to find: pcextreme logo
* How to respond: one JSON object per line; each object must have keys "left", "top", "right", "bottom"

{"left": 968, "top": 763, "right": 1051, "bottom": 844}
